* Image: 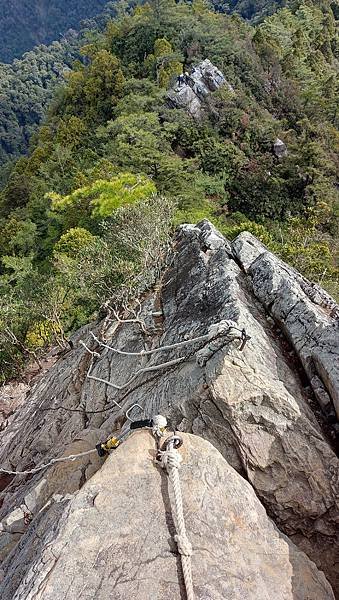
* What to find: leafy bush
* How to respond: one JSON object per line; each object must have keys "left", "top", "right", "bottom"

{"left": 0, "top": 196, "right": 175, "bottom": 380}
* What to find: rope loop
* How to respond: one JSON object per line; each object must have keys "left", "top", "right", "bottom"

{"left": 159, "top": 446, "right": 182, "bottom": 470}
{"left": 163, "top": 434, "right": 184, "bottom": 450}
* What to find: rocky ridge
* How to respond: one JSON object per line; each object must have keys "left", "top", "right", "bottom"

{"left": 0, "top": 221, "right": 338, "bottom": 597}
{"left": 2, "top": 431, "right": 335, "bottom": 599}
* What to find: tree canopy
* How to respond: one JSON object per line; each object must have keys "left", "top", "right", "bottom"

{"left": 0, "top": 0, "right": 338, "bottom": 381}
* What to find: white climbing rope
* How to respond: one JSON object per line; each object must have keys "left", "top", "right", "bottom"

{"left": 0, "top": 449, "right": 96, "bottom": 476}
{"left": 43, "top": 319, "right": 249, "bottom": 421}
{"left": 90, "top": 330, "right": 213, "bottom": 356}
{"left": 0, "top": 415, "right": 166, "bottom": 477}
{"left": 85, "top": 354, "right": 185, "bottom": 391}
{"left": 2, "top": 411, "right": 194, "bottom": 600}
{"left": 89, "top": 320, "right": 245, "bottom": 358}
{"left": 159, "top": 437, "right": 194, "bottom": 600}
{"left": 80, "top": 319, "right": 247, "bottom": 398}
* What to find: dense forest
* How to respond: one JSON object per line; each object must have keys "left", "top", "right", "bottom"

{"left": 0, "top": 3, "right": 122, "bottom": 169}
{"left": 0, "top": 0, "right": 113, "bottom": 62}
{"left": 0, "top": 0, "right": 338, "bottom": 380}
{"left": 0, "top": 36, "right": 80, "bottom": 171}
{"left": 213, "top": 0, "right": 339, "bottom": 21}
{"left": 211, "top": 0, "right": 287, "bottom": 20}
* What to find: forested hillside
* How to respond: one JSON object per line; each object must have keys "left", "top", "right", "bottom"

{"left": 212, "top": 0, "right": 338, "bottom": 21}
{"left": 211, "top": 0, "right": 287, "bottom": 20}
{"left": 0, "top": 0, "right": 338, "bottom": 381}
{"left": 0, "top": 0, "right": 111, "bottom": 62}
{"left": 0, "top": 36, "right": 80, "bottom": 172}
{"left": 0, "top": 3, "right": 121, "bottom": 170}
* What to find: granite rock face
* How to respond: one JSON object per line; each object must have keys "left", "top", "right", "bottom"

{"left": 0, "top": 432, "right": 335, "bottom": 600}
{"left": 233, "top": 231, "right": 339, "bottom": 420}
{"left": 0, "top": 220, "right": 338, "bottom": 595}
{"left": 167, "top": 58, "right": 233, "bottom": 117}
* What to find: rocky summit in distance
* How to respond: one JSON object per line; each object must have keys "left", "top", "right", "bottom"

{"left": 167, "top": 58, "right": 234, "bottom": 118}
{"left": 0, "top": 220, "right": 338, "bottom": 598}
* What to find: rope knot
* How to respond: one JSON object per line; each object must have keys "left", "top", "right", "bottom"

{"left": 175, "top": 533, "right": 193, "bottom": 557}
{"left": 159, "top": 447, "right": 182, "bottom": 471}
{"left": 152, "top": 414, "right": 167, "bottom": 438}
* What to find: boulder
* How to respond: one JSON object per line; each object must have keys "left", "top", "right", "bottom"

{"left": 168, "top": 82, "right": 202, "bottom": 118}
{"left": 1, "top": 507, "right": 26, "bottom": 534}
{"left": 0, "top": 221, "right": 338, "bottom": 593}
{"left": 274, "top": 137, "right": 288, "bottom": 158}
{"left": 0, "top": 432, "right": 334, "bottom": 599}
{"left": 188, "top": 58, "right": 231, "bottom": 97}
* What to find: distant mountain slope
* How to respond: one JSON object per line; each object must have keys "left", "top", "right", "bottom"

{"left": 0, "top": 0, "right": 109, "bottom": 62}
{"left": 0, "top": 36, "right": 80, "bottom": 169}
{"left": 0, "top": 3, "right": 119, "bottom": 171}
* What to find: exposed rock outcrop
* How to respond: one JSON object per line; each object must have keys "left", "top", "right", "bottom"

{"left": 0, "top": 432, "right": 335, "bottom": 599}
{"left": 0, "top": 382, "right": 28, "bottom": 430}
{"left": 233, "top": 231, "right": 339, "bottom": 420}
{"left": 0, "top": 221, "right": 338, "bottom": 595}
{"left": 273, "top": 137, "right": 288, "bottom": 158}
{"left": 167, "top": 59, "right": 233, "bottom": 117}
